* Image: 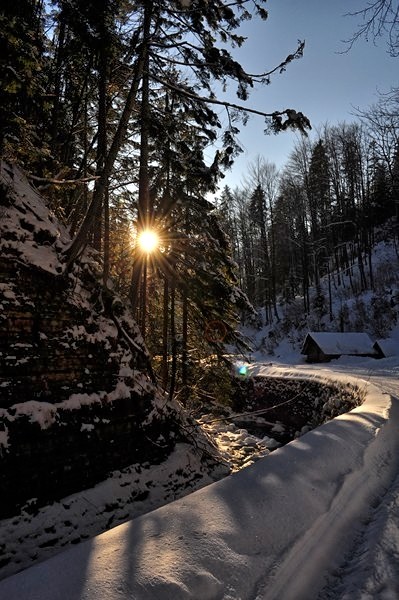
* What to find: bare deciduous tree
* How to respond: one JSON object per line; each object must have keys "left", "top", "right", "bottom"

{"left": 345, "top": 0, "right": 399, "bottom": 56}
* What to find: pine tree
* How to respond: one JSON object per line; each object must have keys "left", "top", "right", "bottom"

{"left": 249, "top": 185, "right": 272, "bottom": 321}
{"left": 0, "top": 0, "right": 49, "bottom": 169}
{"left": 392, "top": 144, "right": 399, "bottom": 221}
{"left": 308, "top": 139, "right": 331, "bottom": 283}
{"left": 63, "top": 0, "right": 310, "bottom": 267}
{"left": 370, "top": 160, "right": 394, "bottom": 224}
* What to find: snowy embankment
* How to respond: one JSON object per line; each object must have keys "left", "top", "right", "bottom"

{"left": 1, "top": 369, "right": 399, "bottom": 600}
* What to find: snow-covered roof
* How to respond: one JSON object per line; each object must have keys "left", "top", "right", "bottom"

{"left": 374, "top": 338, "right": 398, "bottom": 358}
{"left": 302, "top": 332, "right": 377, "bottom": 356}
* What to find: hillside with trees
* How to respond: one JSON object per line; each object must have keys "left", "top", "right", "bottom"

{"left": 216, "top": 107, "right": 399, "bottom": 344}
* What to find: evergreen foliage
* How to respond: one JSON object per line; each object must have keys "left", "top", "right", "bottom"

{"left": 0, "top": 0, "right": 49, "bottom": 168}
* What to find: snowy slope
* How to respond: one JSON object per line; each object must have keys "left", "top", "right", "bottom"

{"left": 1, "top": 363, "right": 398, "bottom": 600}
{"left": 1, "top": 161, "right": 399, "bottom": 598}
{"left": 241, "top": 232, "right": 399, "bottom": 360}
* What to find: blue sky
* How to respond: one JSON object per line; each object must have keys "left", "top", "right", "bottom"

{"left": 210, "top": 0, "right": 397, "bottom": 191}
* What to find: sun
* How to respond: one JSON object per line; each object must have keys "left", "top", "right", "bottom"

{"left": 137, "top": 229, "right": 159, "bottom": 253}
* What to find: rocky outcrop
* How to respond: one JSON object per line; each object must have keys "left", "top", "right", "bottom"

{"left": 0, "top": 162, "right": 227, "bottom": 519}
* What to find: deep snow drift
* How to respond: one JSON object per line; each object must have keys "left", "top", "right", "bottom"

{"left": 1, "top": 357, "right": 399, "bottom": 600}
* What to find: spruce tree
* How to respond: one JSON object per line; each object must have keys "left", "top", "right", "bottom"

{"left": 0, "top": 0, "right": 48, "bottom": 169}
{"left": 308, "top": 139, "right": 331, "bottom": 282}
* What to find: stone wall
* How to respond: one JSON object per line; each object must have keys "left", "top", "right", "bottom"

{"left": 231, "top": 376, "right": 364, "bottom": 443}
{"left": 0, "top": 393, "right": 182, "bottom": 518}
{"left": 0, "top": 255, "right": 180, "bottom": 518}
{"left": 0, "top": 258, "right": 122, "bottom": 408}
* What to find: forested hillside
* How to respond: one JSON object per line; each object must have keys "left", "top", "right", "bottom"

{"left": 217, "top": 116, "right": 399, "bottom": 328}
{"left": 2, "top": 1, "right": 399, "bottom": 595}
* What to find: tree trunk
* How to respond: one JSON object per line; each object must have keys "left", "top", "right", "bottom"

{"left": 181, "top": 290, "right": 189, "bottom": 406}
{"left": 327, "top": 260, "right": 333, "bottom": 321}
{"left": 140, "top": 260, "right": 148, "bottom": 338}
{"left": 169, "top": 283, "right": 177, "bottom": 401}
{"left": 269, "top": 202, "right": 279, "bottom": 321}
{"left": 93, "top": 15, "right": 108, "bottom": 255}
{"left": 50, "top": 14, "right": 66, "bottom": 159}
{"left": 129, "top": 2, "right": 153, "bottom": 313}
{"left": 64, "top": 11, "right": 150, "bottom": 268}
{"left": 161, "top": 278, "right": 169, "bottom": 389}
{"left": 103, "top": 186, "right": 110, "bottom": 284}
{"left": 357, "top": 238, "right": 367, "bottom": 291}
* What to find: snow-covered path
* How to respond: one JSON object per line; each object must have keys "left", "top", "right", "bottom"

{"left": 319, "top": 466, "right": 399, "bottom": 600}
{"left": 251, "top": 371, "right": 399, "bottom": 600}
{"left": 317, "top": 365, "right": 399, "bottom": 600}
{"left": 1, "top": 359, "right": 399, "bottom": 600}
{"left": 270, "top": 360, "right": 399, "bottom": 600}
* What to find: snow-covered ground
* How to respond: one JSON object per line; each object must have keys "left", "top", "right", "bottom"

{"left": 2, "top": 153, "right": 399, "bottom": 599}
{"left": 1, "top": 348, "right": 399, "bottom": 600}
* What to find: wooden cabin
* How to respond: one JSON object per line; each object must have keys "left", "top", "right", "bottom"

{"left": 301, "top": 332, "right": 378, "bottom": 363}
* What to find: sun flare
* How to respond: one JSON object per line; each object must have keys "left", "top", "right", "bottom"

{"left": 137, "top": 229, "right": 159, "bottom": 253}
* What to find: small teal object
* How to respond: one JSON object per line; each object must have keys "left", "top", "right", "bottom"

{"left": 238, "top": 365, "right": 247, "bottom": 376}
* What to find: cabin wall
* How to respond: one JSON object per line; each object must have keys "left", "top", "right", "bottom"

{"left": 304, "top": 340, "right": 331, "bottom": 363}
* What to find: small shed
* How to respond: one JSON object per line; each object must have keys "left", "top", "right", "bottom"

{"left": 301, "top": 332, "right": 378, "bottom": 363}
{"left": 373, "top": 338, "right": 398, "bottom": 358}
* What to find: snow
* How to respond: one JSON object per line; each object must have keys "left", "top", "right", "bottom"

{"left": 0, "top": 427, "right": 9, "bottom": 450}
{"left": 0, "top": 442, "right": 227, "bottom": 582}
{"left": 0, "top": 162, "right": 70, "bottom": 275}
{"left": 1, "top": 355, "right": 399, "bottom": 600}
{"left": 1, "top": 401, "right": 58, "bottom": 429}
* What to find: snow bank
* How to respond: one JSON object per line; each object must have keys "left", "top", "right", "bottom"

{"left": 1, "top": 370, "right": 398, "bottom": 600}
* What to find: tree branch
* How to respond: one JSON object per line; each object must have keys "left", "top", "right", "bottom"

{"left": 28, "top": 174, "right": 100, "bottom": 185}
{"left": 152, "top": 73, "right": 311, "bottom": 134}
